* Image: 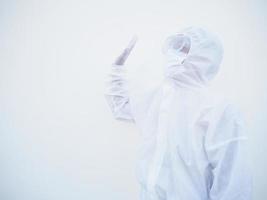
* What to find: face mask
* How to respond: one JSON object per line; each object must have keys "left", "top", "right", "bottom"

{"left": 162, "top": 33, "right": 191, "bottom": 65}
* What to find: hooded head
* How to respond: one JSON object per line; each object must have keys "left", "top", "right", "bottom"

{"left": 162, "top": 26, "right": 224, "bottom": 87}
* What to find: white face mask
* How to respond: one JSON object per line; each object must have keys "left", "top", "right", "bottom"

{"left": 162, "top": 33, "right": 191, "bottom": 64}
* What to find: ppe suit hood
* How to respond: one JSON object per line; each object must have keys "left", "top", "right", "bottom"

{"left": 162, "top": 26, "right": 224, "bottom": 87}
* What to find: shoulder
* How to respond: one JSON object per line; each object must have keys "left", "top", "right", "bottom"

{"left": 198, "top": 88, "right": 243, "bottom": 122}
{"left": 202, "top": 99, "right": 247, "bottom": 150}
{"left": 199, "top": 98, "right": 244, "bottom": 129}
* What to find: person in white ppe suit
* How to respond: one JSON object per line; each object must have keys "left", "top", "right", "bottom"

{"left": 104, "top": 26, "right": 252, "bottom": 200}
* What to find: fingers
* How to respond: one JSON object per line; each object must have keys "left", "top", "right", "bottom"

{"left": 114, "top": 35, "right": 138, "bottom": 65}
{"left": 126, "top": 35, "right": 138, "bottom": 52}
{"left": 114, "top": 49, "right": 129, "bottom": 65}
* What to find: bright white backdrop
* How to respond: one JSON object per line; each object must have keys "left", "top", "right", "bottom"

{"left": 0, "top": 0, "right": 267, "bottom": 199}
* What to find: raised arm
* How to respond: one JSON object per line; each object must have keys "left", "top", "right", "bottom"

{"left": 104, "top": 36, "right": 138, "bottom": 122}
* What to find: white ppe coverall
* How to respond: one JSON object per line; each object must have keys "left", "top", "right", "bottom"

{"left": 104, "top": 26, "right": 252, "bottom": 200}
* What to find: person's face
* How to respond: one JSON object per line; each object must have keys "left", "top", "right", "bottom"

{"left": 171, "top": 34, "right": 191, "bottom": 56}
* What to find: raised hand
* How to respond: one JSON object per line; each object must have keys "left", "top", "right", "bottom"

{"left": 114, "top": 35, "right": 138, "bottom": 65}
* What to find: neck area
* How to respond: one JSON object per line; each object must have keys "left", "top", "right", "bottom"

{"left": 163, "top": 61, "right": 207, "bottom": 90}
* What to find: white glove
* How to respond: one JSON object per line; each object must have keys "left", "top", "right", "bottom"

{"left": 114, "top": 35, "right": 138, "bottom": 65}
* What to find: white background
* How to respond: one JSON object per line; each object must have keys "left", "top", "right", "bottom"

{"left": 1, "top": 0, "right": 267, "bottom": 199}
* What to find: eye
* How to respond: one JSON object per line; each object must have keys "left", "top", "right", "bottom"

{"left": 162, "top": 33, "right": 191, "bottom": 57}
{"left": 170, "top": 35, "right": 191, "bottom": 57}
{"left": 180, "top": 37, "right": 191, "bottom": 55}
{"left": 172, "top": 35, "right": 185, "bottom": 50}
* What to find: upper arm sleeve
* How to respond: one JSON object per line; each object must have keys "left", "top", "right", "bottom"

{"left": 205, "top": 104, "right": 252, "bottom": 200}
{"left": 104, "top": 63, "right": 135, "bottom": 122}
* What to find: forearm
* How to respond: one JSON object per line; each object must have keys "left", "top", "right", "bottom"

{"left": 208, "top": 140, "right": 252, "bottom": 200}
{"left": 104, "top": 63, "right": 134, "bottom": 121}
{"left": 104, "top": 35, "right": 138, "bottom": 122}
